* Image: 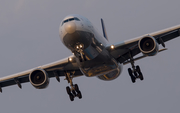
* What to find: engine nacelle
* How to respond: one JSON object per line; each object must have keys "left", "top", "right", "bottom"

{"left": 138, "top": 35, "right": 159, "bottom": 56}
{"left": 29, "top": 69, "right": 49, "bottom": 89}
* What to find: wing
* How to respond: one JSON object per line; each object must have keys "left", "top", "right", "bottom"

{"left": 107, "top": 24, "right": 180, "bottom": 64}
{"left": 0, "top": 55, "right": 83, "bottom": 91}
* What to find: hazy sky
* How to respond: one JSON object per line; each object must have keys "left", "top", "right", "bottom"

{"left": 0, "top": 0, "right": 180, "bottom": 113}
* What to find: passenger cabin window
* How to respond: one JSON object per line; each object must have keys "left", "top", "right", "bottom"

{"left": 61, "top": 17, "right": 80, "bottom": 26}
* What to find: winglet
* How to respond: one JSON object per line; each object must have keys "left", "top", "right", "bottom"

{"left": 101, "top": 18, "right": 108, "bottom": 41}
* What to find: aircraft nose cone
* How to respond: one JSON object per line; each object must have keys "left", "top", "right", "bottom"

{"left": 64, "top": 22, "right": 76, "bottom": 34}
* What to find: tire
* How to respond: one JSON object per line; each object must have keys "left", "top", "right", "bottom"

{"left": 139, "top": 72, "right": 144, "bottom": 80}
{"left": 136, "top": 65, "right": 141, "bottom": 73}
{"left": 128, "top": 68, "right": 133, "bottom": 77}
{"left": 69, "top": 93, "right": 74, "bottom": 101}
{"left": 75, "top": 84, "right": 79, "bottom": 92}
{"left": 131, "top": 76, "right": 136, "bottom": 83}
{"left": 128, "top": 68, "right": 136, "bottom": 83}
{"left": 66, "top": 86, "right": 71, "bottom": 95}
{"left": 136, "top": 65, "right": 144, "bottom": 80}
{"left": 77, "top": 91, "right": 82, "bottom": 99}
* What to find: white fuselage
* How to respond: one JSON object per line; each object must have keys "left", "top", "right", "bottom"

{"left": 59, "top": 14, "right": 123, "bottom": 81}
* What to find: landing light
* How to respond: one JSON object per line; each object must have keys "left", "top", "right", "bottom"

{"left": 69, "top": 58, "right": 72, "bottom": 62}
{"left": 111, "top": 45, "right": 115, "bottom": 49}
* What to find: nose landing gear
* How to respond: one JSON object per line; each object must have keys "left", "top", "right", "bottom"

{"left": 128, "top": 51, "right": 144, "bottom": 83}
{"left": 65, "top": 72, "right": 82, "bottom": 101}
{"left": 75, "top": 44, "right": 87, "bottom": 62}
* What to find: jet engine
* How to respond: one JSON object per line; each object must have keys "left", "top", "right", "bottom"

{"left": 29, "top": 69, "right": 49, "bottom": 89}
{"left": 138, "top": 35, "right": 159, "bottom": 56}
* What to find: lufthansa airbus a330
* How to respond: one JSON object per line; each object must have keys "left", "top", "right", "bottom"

{"left": 0, "top": 14, "right": 179, "bottom": 101}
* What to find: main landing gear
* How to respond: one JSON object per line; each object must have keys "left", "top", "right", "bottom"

{"left": 65, "top": 72, "right": 82, "bottom": 101}
{"left": 128, "top": 51, "right": 144, "bottom": 83}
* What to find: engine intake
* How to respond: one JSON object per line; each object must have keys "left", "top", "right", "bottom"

{"left": 29, "top": 69, "right": 49, "bottom": 89}
{"left": 138, "top": 35, "right": 159, "bottom": 56}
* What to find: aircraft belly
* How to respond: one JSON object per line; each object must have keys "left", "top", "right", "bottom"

{"left": 97, "top": 63, "right": 122, "bottom": 81}
{"left": 80, "top": 49, "right": 121, "bottom": 78}
{"left": 63, "top": 30, "right": 121, "bottom": 79}
{"left": 83, "top": 44, "right": 99, "bottom": 59}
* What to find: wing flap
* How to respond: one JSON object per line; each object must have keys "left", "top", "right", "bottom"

{"left": 155, "top": 29, "right": 179, "bottom": 43}
{"left": 0, "top": 75, "right": 29, "bottom": 88}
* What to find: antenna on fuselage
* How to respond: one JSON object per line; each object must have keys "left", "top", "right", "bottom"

{"left": 101, "top": 18, "right": 109, "bottom": 41}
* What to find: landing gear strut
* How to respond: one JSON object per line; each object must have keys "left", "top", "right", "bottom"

{"left": 65, "top": 72, "right": 82, "bottom": 101}
{"left": 128, "top": 51, "right": 144, "bottom": 83}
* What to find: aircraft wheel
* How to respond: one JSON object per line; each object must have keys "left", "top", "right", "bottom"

{"left": 77, "top": 91, "right": 82, "bottom": 99}
{"left": 69, "top": 93, "right": 74, "bottom": 101}
{"left": 139, "top": 72, "right": 144, "bottom": 80}
{"left": 136, "top": 66, "right": 144, "bottom": 80}
{"left": 128, "top": 68, "right": 136, "bottom": 83}
{"left": 128, "top": 68, "right": 133, "bottom": 77}
{"left": 75, "top": 84, "right": 79, "bottom": 92}
{"left": 66, "top": 86, "right": 71, "bottom": 95}
{"left": 136, "top": 65, "right": 141, "bottom": 73}
{"left": 131, "top": 76, "right": 136, "bottom": 83}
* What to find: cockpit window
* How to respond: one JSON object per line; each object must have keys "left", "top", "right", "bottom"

{"left": 61, "top": 17, "right": 80, "bottom": 26}
{"left": 69, "top": 18, "right": 74, "bottom": 21}
{"left": 74, "top": 17, "right": 80, "bottom": 21}
{"left": 64, "top": 19, "right": 68, "bottom": 23}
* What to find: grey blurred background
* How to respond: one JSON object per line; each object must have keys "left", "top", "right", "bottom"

{"left": 0, "top": 0, "right": 180, "bottom": 113}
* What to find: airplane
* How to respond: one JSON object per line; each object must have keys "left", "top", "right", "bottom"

{"left": 0, "top": 14, "right": 179, "bottom": 101}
